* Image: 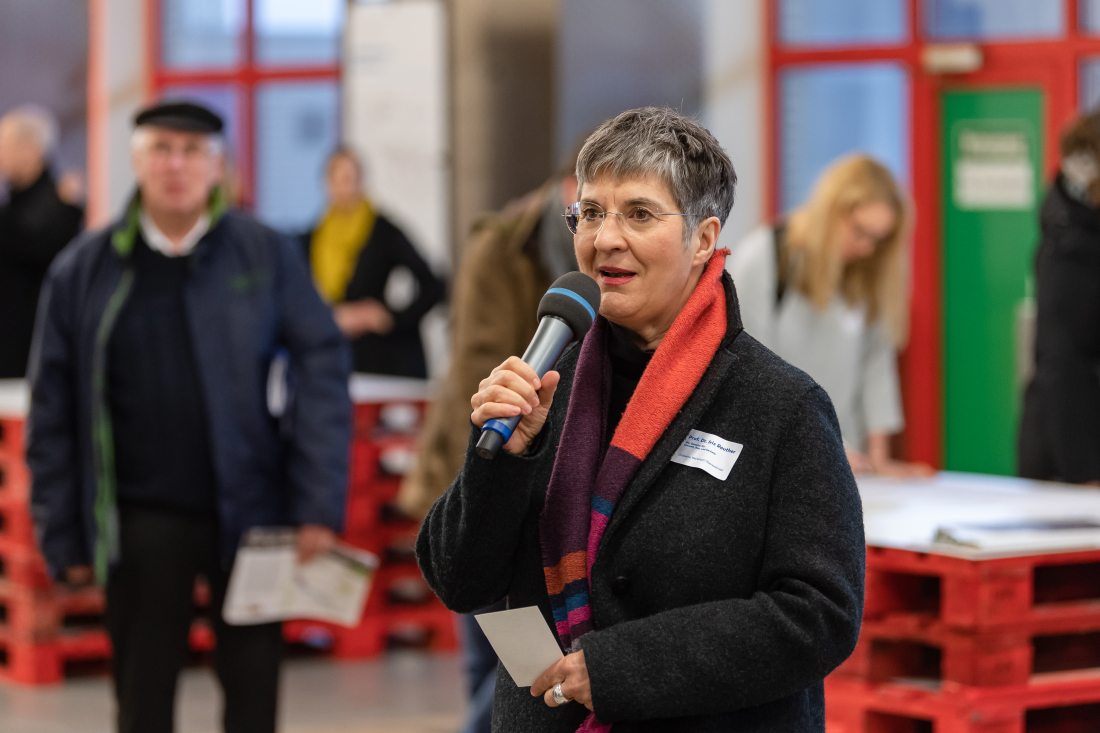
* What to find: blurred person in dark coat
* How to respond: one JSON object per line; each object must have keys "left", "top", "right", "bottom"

{"left": 304, "top": 147, "right": 445, "bottom": 377}
{"left": 1019, "top": 109, "right": 1100, "bottom": 485}
{"left": 27, "top": 101, "right": 351, "bottom": 733}
{"left": 0, "top": 105, "right": 83, "bottom": 378}
{"left": 397, "top": 155, "right": 579, "bottom": 519}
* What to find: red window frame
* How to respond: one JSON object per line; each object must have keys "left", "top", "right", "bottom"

{"left": 146, "top": 0, "right": 341, "bottom": 209}
{"left": 765, "top": 0, "right": 1100, "bottom": 468}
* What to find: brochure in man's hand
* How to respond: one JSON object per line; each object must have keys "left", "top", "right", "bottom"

{"left": 223, "top": 527, "right": 378, "bottom": 627}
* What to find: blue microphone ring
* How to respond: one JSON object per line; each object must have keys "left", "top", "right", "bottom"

{"left": 482, "top": 419, "right": 515, "bottom": 442}
{"left": 545, "top": 288, "right": 596, "bottom": 321}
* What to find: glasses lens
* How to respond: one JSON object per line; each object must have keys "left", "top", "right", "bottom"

{"left": 574, "top": 203, "right": 604, "bottom": 236}
{"left": 563, "top": 204, "right": 580, "bottom": 235}
{"left": 622, "top": 206, "right": 660, "bottom": 234}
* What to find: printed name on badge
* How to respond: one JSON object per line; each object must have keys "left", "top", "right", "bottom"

{"left": 670, "top": 429, "right": 743, "bottom": 481}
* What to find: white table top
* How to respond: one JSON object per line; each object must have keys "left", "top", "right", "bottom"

{"left": 0, "top": 379, "right": 28, "bottom": 419}
{"left": 859, "top": 472, "right": 1100, "bottom": 559}
{"left": 349, "top": 373, "right": 435, "bottom": 404}
{"left": 1, "top": 374, "right": 434, "bottom": 417}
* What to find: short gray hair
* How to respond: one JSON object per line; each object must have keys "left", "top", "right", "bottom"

{"left": 1, "top": 104, "right": 59, "bottom": 156}
{"left": 575, "top": 107, "right": 737, "bottom": 239}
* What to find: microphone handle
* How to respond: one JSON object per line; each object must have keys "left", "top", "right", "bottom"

{"left": 476, "top": 316, "right": 574, "bottom": 460}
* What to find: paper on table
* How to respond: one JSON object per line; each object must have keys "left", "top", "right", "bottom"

{"left": 223, "top": 527, "right": 378, "bottom": 627}
{"left": 475, "top": 606, "right": 564, "bottom": 687}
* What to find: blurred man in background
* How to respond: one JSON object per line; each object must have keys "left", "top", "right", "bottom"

{"left": 0, "top": 105, "right": 83, "bottom": 378}
{"left": 397, "top": 151, "right": 579, "bottom": 733}
{"left": 27, "top": 101, "right": 351, "bottom": 733}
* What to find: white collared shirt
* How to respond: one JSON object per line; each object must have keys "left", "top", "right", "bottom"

{"left": 140, "top": 210, "right": 211, "bottom": 257}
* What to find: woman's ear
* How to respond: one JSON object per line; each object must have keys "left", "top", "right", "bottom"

{"left": 692, "top": 216, "right": 721, "bottom": 267}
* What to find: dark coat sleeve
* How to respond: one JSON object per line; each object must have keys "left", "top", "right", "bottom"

{"left": 26, "top": 250, "right": 87, "bottom": 577}
{"left": 274, "top": 233, "right": 353, "bottom": 530}
{"left": 1032, "top": 222, "right": 1100, "bottom": 481}
{"left": 580, "top": 385, "right": 865, "bottom": 722}
{"left": 344, "top": 218, "right": 445, "bottom": 333}
{"left": 416, "top": 421, "right": 556, "bottom": 613}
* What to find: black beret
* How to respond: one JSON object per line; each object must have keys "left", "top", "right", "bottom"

{"left": 134, "top": 101, "right": 223, "bottom": 134}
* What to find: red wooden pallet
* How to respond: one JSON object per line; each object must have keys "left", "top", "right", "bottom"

{"left": 343, "top": 478, "right": 405, "bottom": 538}
{"left": 839, "top": 614, "right": 1100, "bottom": 688}
{"left": 0, "top": 454, "right": 28, "bottom": 502}
{"left": 0, "top": 494, "right": 35, "bottom": 548}
{"left": 0, "top": 538, "right": 51, "bottom": 589}
{"left": 284, "top": 603, "right": 456, "bottom": 659}
{"left": 0, "top": 621, "right": 214, "bottom": 685}
{"left": 865, "top": 546, "right": 1100, "bottom": 630}
{"left": 352, "top": 401, "right": 426, "bottom": 442}
{"left": 826, "top": 674, "right": 1100, "bottom": 733}
{"left": 0, "top": 581, "right": 104, "bottom": 641}
{"left": 0, "top": 419, "right": 23, "bottom": 461}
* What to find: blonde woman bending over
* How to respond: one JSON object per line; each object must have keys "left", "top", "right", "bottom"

{"left": 728, "top": 155, "right": 932, "bottom": 477}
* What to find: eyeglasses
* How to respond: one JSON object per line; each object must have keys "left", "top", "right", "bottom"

{"left": 563, "top": 202, "right": 688, "bottom": 236}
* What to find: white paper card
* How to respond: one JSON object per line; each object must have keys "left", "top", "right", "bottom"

{"left": 474, "top": 606, "right": 563, "bottom": 687}
{"left": 223, "top": 528, "right": 378, "bottom": 627}
{"left": 670, "top": 429, "right": 743, "bottom": 480}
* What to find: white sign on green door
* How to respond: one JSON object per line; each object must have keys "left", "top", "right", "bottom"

{"left": 952, "top": 120, "right": 1035, "bottom": 210}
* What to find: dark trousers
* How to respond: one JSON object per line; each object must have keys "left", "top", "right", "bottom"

{"left": 106, "top": 505, "right": 283, "bottom": 733}
{"left": 458, "top": 599, "right": 506, "bottom": 733}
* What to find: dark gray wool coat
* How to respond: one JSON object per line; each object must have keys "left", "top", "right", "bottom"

{"left": 417, "top": 273, "right": 865, "bottom": 732}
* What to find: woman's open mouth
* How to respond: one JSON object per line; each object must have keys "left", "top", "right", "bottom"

{"left": 598, "top": 267, "right": 637, "bottom": 286}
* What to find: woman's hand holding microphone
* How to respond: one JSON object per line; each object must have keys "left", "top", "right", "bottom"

{"left": 470, "top": 356, "right": 559, "bottom": 455}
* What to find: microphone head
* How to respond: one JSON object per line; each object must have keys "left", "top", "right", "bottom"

{"left": 537, "top": 272, "right": 602, "bottom": 339}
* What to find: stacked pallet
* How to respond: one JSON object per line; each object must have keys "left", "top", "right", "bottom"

{"left": 827, "top": 533, "right": 1100, "bottom": 732}
{"left": 0, "top": 382, "right": 216, "bottom": 685}
{"left": 283, "top": 374, "right": 456, "bottom": 658}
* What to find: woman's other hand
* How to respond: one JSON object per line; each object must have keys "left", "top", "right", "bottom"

{"left": 333, "top": 298, "right": 394, "bottom": 338}
{"left": 471, "top": 356, "right": 560, "bottom": 455}
{"left": 845, "top": 446, "right": 874, "bottom": 475}
{"left": 531, "top": 650, "right": 592, "bottom": 712}
{"left": 866, "top": 432, "right": 936, "bottom": 478}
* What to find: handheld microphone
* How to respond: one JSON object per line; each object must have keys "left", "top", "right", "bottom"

{"left": 476, "top": 272, "right": 602, "bottom": 460}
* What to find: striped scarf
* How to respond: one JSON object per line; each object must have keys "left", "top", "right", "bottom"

{"left": 539, "top": 250, "right": 730, "bottom": 731}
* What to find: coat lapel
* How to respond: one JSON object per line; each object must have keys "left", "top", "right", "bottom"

{"left": 596, "top": 345, "right": 739, "bottom": 551}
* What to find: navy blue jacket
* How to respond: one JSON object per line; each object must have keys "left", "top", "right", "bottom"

{"left": 27, "top": 196, "right": 352, "bottom": 580}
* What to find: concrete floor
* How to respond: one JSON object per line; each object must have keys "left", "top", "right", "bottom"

{"left": 1, "top": 651, "right": 467, "bottom": 733}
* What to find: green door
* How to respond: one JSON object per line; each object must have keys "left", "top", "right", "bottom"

{"left": 942, "top": 89, "right": 1043, "bottom": 475}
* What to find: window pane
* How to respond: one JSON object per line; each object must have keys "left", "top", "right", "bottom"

{"left": 161, "top": 0, "right": 243, "bottom": 70}
{"left": 779, "top": 63, "right": 910, "bottom": 212}
{"left": 923, "top": 0, "right": 1063, "bottom": 40}
{"left": 778, "top": 0, "right": 907, "bottom": 47}
{"left": 255, "top": 0, "right": 344, "bottom": 66}
{"left": 1082, "top": 0, "right": 1100, "bottom": 34}
{"left": 1082, "top": 59, "right": 1100, "bottom": 111}
{"left": 255, "top": 81, "right": 339, "bottom": 232}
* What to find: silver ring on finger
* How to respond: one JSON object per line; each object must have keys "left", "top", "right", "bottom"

{"left": 552, "top": 683, "right": 568, "bottom": 706}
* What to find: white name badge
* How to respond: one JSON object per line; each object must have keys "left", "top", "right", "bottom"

{"left": 670, "top": 429, "right": 743, "bottom": 481}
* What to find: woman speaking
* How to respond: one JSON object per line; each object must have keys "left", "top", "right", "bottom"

{"left": 417, "top": 108, "right": 864, "bottom": 732}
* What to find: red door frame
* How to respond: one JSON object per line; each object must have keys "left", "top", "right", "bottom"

{"left": 765, "top": 0, "right": 1100, "bottom": 468}
{"left": 145, "top": 0, "right": 341, "bottom": 209}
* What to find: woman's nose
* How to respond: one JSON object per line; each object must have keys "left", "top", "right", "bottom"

{"left": 593, "top": 214, "right": 629, "bottom": 250}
